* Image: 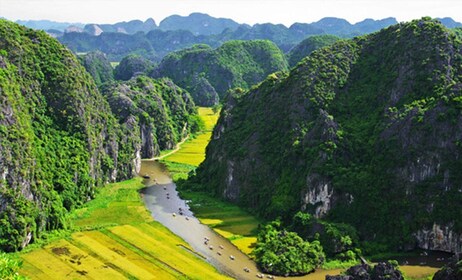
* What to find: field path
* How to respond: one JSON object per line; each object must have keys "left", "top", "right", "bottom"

{"left": 152, "top": 135, "right": 189, "bottom": 160}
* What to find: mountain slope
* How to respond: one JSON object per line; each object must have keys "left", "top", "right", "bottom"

{"left": 102, "top": 76, "right": 198, "bottom": 158}
{"left": 0, "top": 20, "right": 143, "bottom": 251}
{"left": 287, "top": 34, "right": 341, "bottom": 67}
{"left": 153, "top": 40, "right": 289, "bottom": 105}
{"left": 192, "top": 18, "right": 462, "bottom": 253}
{"left": 78, "top": 51, "right": 114, "bottom": 87}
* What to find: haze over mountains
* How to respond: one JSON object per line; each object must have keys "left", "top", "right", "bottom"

{"left": 15, "top": 13, "right": 462, "bottom": 62}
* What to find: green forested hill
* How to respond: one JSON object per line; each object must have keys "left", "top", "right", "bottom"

{"left": 78, "top": 51, "right": 114, "bottom": 87}
{"left": 191, "top": 18, "right": 462, "bottom": 253}
{"left": 153, "top": 40, "right": 289, "bottom": 106}
{"left": 113, "top": 54, "right": 155, "bottom": 81}
{"left": 0, "top": 20, "right": 198, "bottom": 252}
{"left": 102, "top": 76, "right": 199, "bottom": 158}
{"left": 287, "top": 35, "right": 341, "bottom": 67}
{"left": 0, "top": 19, "right": 139, "bottom": 251}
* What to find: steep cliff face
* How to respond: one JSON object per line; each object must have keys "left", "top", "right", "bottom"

{"left": 102, "top": 76, "right": 198, "bottom": 158}
{"left": 152, "top": 40, "right": 289, "bottom": 105}
{"left": 193, "top": 18, "right": 462, "bottom": 252}
{"left": 0, "top": 20, "right": 140, "bottom": 251}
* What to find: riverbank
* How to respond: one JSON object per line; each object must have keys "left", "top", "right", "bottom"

{"left": 18, "top": 177, "right": 230, "bottom": 279}
{"left": 160, "top": 107, "right": 262, "bottom": 255}
{"left": 159, "top": 108, "right": 441, "bottom": 280}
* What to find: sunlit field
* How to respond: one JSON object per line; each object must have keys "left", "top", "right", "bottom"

{"left": 163, "top": 107, "right": 218, "bottom": 166}
{"left": 19, "top": 177, "right": 230, "bottom": 280}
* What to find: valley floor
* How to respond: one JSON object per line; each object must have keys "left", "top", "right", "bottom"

{"left": 19, "top": 177, "right": 229, "bottom": 280}
{"left": 17, "top": 107, "right": 439, "bottom": 280}
{"left": 18, "top": 107, "right": 230, "bottom": 280}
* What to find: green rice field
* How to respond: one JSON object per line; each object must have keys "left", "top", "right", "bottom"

{"left": 19, "top": 176, "right": 230, "bottom": 280}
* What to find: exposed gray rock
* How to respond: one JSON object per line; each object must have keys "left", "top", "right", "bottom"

{"left": 415, "top": 223, "right": 462, "bottom": 254}
{"left": 326, "top": 262, "right": 404, "bottom": 280}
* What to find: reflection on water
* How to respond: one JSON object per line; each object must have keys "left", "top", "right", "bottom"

{"left": 373, "top": 250, "right": 452, "bottom": 268}
{"left": 139, "top": 159, "right": 445, "bottom": 280}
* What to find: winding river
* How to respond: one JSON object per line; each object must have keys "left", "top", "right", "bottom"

{"left": 140, "top": 159, "right": 261, "bottom": 279}
{"left": 139, "top": 159, "right": 446, "bottom": 280}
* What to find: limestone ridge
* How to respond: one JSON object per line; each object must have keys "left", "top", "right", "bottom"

{"left": 192, "top": 18, "right": 462, "bottom": 253}
{"left": 101, "top": 76, "right": 197, "bottom": 158}
{"left": 152, "top": 40, "right": 289, "bottom": 106}
{"left": 159, "top": 13, "right": 240, "bottom": 36}
{"left": 56, "top": 16, "right": 405, "bottom": 62}
{"left": 83, "top": 18, "right": 157, "bottom": 35}
{"left": 0, "top": 20, "right": 140, "bottom": 251}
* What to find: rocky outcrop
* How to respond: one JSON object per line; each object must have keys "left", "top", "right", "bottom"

{"left": 102, "top": 76, "right": 198, "bottom": 159}
{"left": 189, "top": 75, "right": 219, "bottom": 106}
{"left": 159, "top": 12, "right": 240, "bottom": 36}
{"left": 114, "top": 54, "right": 155, "bottom": 81}
{"left": 302, "top": 175, "right": 334, "bottom": 218}
{"left": 326, "top": 262, "right": 404, "bottom": 280}
{"left": 415, "top": 223, "right": 462, "bottom": 253}
{"left": 78, "top": 51, "right": 114, "bottom": 87}
{"left": 84, "top": 24, "right": 104, "bottom": 36}
{"left": 83, "top": 18, "right": 157, "bottom": 35}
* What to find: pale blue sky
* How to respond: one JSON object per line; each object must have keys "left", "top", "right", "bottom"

{"left": 1, "top": 0, "right": 461, "bottom": 26}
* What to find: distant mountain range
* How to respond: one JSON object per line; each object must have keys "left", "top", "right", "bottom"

{"left": 14, "top": 13, "right": 462, "bottom": 35}
{"left": 13, "top": 13, "right": 462, "bottom": 61}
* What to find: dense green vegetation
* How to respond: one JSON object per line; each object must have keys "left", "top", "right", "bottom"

{"left": 0, "top": 253, "right": 26, "bottom": 280}
{"left": 153, "top": 40, "right": 289, "bottom": 105}
{"left": 253, "top": 220, "right": 325, "bottom": 276}
{"left": 60, "top": 31, "right": 159, "bottom": 61}
{"left": 102, "top": 76, "right": 199, "bottom": 158}
{"left": 0, "top": 20, "right": 200, "bottom": 255}
{"left": 189, "top": 18, "right": 462, "bottom": 255}
{"left": 77, "top": 51, "right": 114, "bottom": 87}
{"left": 0, "top": 19, "right": 141, "bottom": 252}
{"left": 113, "top": 54, "right": 155, "bottom": 81}
{"left": 287, "top": 35, "right": 341, "bottom": 67}
{"left": 290, "top": 212, "right": 360, "bottom": 259}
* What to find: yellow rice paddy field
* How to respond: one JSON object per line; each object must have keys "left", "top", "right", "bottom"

{"left": 163, "top": 107, "right": 219, "bottom": 166}
{"left": 19, "top": 172, "right": 230, "bottom": 279}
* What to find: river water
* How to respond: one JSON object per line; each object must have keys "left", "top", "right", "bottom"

{"left": 139, "top": 159, "right": 446, "bottom": 280}
{"left": 140, "top": 159, "right": 261, "bottom": 279}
